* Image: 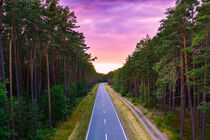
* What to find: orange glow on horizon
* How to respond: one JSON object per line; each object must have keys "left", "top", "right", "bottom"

{"left": 93, "top": 63, "right": 123, "bottom": 74}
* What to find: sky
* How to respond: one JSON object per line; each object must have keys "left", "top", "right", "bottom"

{"left": 60, "top": 0, "right": 175, "bottom": 74}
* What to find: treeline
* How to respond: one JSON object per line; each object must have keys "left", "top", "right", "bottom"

{"left": 107, "top": 0, "right": 209, "bottom": 140}
{"left": 0, "top": 0, "right": 103, "bottom": 139}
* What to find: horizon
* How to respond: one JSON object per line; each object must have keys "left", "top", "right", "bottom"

{"left": 60, "top": 0, "right": 175, "bottom": 74}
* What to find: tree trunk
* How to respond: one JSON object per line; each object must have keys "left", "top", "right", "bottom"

{"left": 153, "top": 82, "right": 156, "bottom": 107}
{"left": 45, "top": 46, "right": 51, "bottom": 129}
{"left": 38, "top": 52, "right": 42, "bottom": 106}
{"left": 52, "top": 47, "right": 56, "bottom": 86}
{"left": 14, "top": 38, "right": 20, "bottom": 99}
{"left": 148, "top": 79, "right": 150, "bottom": 108}
{"left": 33, "top": 46, "right": 37, "bottom": 100}
{"left": 64, "top": 43, "right": 67, "bottom": 119}
{"left": 199, "top": 36, "right": 208, "bottom": 140}
{"left": 164, "top": 94, "right": 166, "bottom": 114}
{"left": 169, "top": 86, "right": 172, "bottom": 111}
{"left": 30, "top": 46, "right": 34, "bottom": 106}
{"left": 172, "top": 80, "right": 176, "bottom": 114}
{"left": 9, "top": 1, "right": 15, "bottom": 138}
{"left": 17, "top": 39, "right": 22, "bottom": 96}
{"left": 143, "top": 73, "right": 146, "bottom": 103}
{"left": 183, "top": 29, "right": 196, "bottom": 140}
{"left": 14, "top": 38, "right": 22, "bottom": 136}
{"left": 134, "top": 79, "right": 140, "bottom": 98}
{"left": 180, "top": 51, "right": 185, "bottom": 136}
{"left": 74, "top": 57, "right": 78, "bottom": 94}
{"left": 193, "top": 50, "right": 196, "bottom": 125}
{"left": 0, "top": 33, "right": 9, "bottom": 133}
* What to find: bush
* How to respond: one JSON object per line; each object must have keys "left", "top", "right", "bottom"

{"left": 42, "top": 85, "right": 68, "bottom": 126}
{"left": 171, "top": 133, "right": 181, "bottom": 140}
{"left": 155, "top": 116, "right": 163, "bottom": 127}
{"left": 139, "top": 95, "right": 145, "bottom": 103}
{"left": 165, "top": 112, "right": 175, "bottom": 126}
{"left": 120, "top": 88, "right": 127, "bottom": 96}
{"left": 75, "top": 97, "right": 83, "bottom": 105}
{"left": 33, "top": 128, "right": 55, "bottom": 140}
{"left": 15, "top": 97, "right": 42, "bottom": 139}
{"left": 143, "top": 112, "right": 148, "bottom": 115}
{"left": 151, "top": 109, "right": 155, "bottom": 118}
{"left": 131, "top": 98, "right": 138, "bottom": 105}
{"left": 0, "top": 82, "right": 11, "bottom": 139}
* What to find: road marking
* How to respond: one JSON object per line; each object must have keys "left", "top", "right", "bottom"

{"left": 85, "top": 84, "right": 100, "bottom": 140}
{"left": 103, "top": 110, "right": 106, "bottom": 114}
{"left": 104, "top": 119, "right": 106, "bottom": 124}
{"left": 105, "top": 85, "right": 128, "bottom": 140}
{"left": 105, "top": 133, "right": 107, "bottom": 140}
{"left": 103, "top": 104, "right": 104, "bottom": 107}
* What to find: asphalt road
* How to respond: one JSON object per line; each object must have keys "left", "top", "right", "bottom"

{"left": 86, "top": 83, "right": 128, "bottom": 140}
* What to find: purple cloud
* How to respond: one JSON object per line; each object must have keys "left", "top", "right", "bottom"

{"left": 59, "top": 0, "right": 175, "bottom": 73}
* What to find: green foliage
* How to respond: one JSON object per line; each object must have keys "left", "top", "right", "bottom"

{"left": 154, "top": 116, "right": 163, "bottom": 127}
{"left": 42, "top": 85, "right": 68, "bottom": 126}
{"left": 34, "top": 128, "right": 56, "bottom": 140}
{"left": 165, "top": 112, "right": 175, "bottom": 126}
{"left": 139, "top": 94, "right": 145, "bottom": 104}
{"left": 197, "top": 102, "right": 210, "bottom": 112}
{"left": 143, "top": 112, "right": 148, "bottom": 115}
{"left": 15, "top": 97, "right": 42, "bottom": 139}
{"left": 120, "top": 88, "right": 127, "bottom": 97}
{"left": 171, "top": 134, "right": 181, "bottom": 140}
{"left": 0, "top": 82, "right": 11, "bottom": 139}
{"left": 131, "top": 98, "right": 139, "bottom": 105}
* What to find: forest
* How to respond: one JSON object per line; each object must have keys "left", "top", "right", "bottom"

{"left": 0, "top": 0, "right": 105, "bottom": 139}
{"left": 107, "top": 0, "right": 209, "bottom": 140}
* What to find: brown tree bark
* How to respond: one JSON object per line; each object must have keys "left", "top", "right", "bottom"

{"left": 182, "top": 29, "right": 196, "bottom": 140}
{"left": 45, "top": 46, "right": 51, "bottom": 129}
{"left": 51, "top": 47, "right": 56, "bottom": 86}
{"left": 30, "top": 46, "right": 34, "bottom": 106}
{"left": 169, "top": 86, "right": 172, "bottom": 110}
{"left": 64, "top": 42, "right": 67, "bottom": 119}
{"left": 9, "top": 1, "right": 15, "bottom": 138}
{"left": 180, "top": 51, "right": 185, "bottom": 136}
{"left": 172, "top": 79, "right": 176, "bottom": 114}
{"left": 200, "top": 36, "right": 208, "bottom": 140}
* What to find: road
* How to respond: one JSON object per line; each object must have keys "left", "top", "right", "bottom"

{"left": 86, "top": 83, "right": 128, "bottom": 140}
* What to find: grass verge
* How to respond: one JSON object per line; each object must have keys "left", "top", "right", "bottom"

{"left": 105, "top": 84, "right": 152, "bottom": 140}
{"left": 126, "top": 97, "right": 210, "bottom": 140}
{"left": 50, "top": 84, "right": 98, "bottom": 140}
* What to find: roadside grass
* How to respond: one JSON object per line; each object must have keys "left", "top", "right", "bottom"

{"left": 50, "top": 84, "right": 98, "bottom": 140}
{"left": 105, "top": 84, "right": 152, "bottom": 140}
{"left": 89, "top": 83, "right": 99, "bottom": 94}
{"left": 126, "top": 97, "right": 210, "bottom": 140}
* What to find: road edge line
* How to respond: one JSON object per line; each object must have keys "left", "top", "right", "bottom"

{"left": 104, "top": 84, "right": 128, "bottom": 140}
{"left": 109, "top": 85, "right": 168, "bottom": 140}
{"left": 85, "top": 84, "right": 100, "bottom": 140}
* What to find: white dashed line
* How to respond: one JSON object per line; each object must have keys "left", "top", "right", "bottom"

{"left": 103, "top": 110, "right": 106, "bottom": 114}
{"left": 104, "top": 119, "right": 106, "bottom": 124}
{"left": 105, "top": 133, "right": 108, "bottom": 140}
{"left": 103, "top": 104, "right": 104, "bottom": 107}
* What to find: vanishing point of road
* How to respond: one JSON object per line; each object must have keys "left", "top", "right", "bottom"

{"left": 86, "top": 83, "right": 128, "bottom": 140}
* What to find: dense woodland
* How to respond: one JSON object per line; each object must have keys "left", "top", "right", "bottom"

{"left": 108, "top": 0, "right": 209, "bottom": 140}
{"left": 0, "top": 0, "right": 105, "bottom": 139}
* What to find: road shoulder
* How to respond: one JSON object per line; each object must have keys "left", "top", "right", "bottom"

{"left": 50, "top": 84, "right": 98, "bottom": 140}
{"left": 105, "top": 84, "right": 152, "bottom": 140}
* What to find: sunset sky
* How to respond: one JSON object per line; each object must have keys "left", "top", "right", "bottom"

{"left": 60, "top": 0, "right": 175, "bottom": 74}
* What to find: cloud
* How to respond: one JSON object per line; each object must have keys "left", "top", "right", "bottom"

{"left": 59, "top": 0, "right": 175, "bottom": 73}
